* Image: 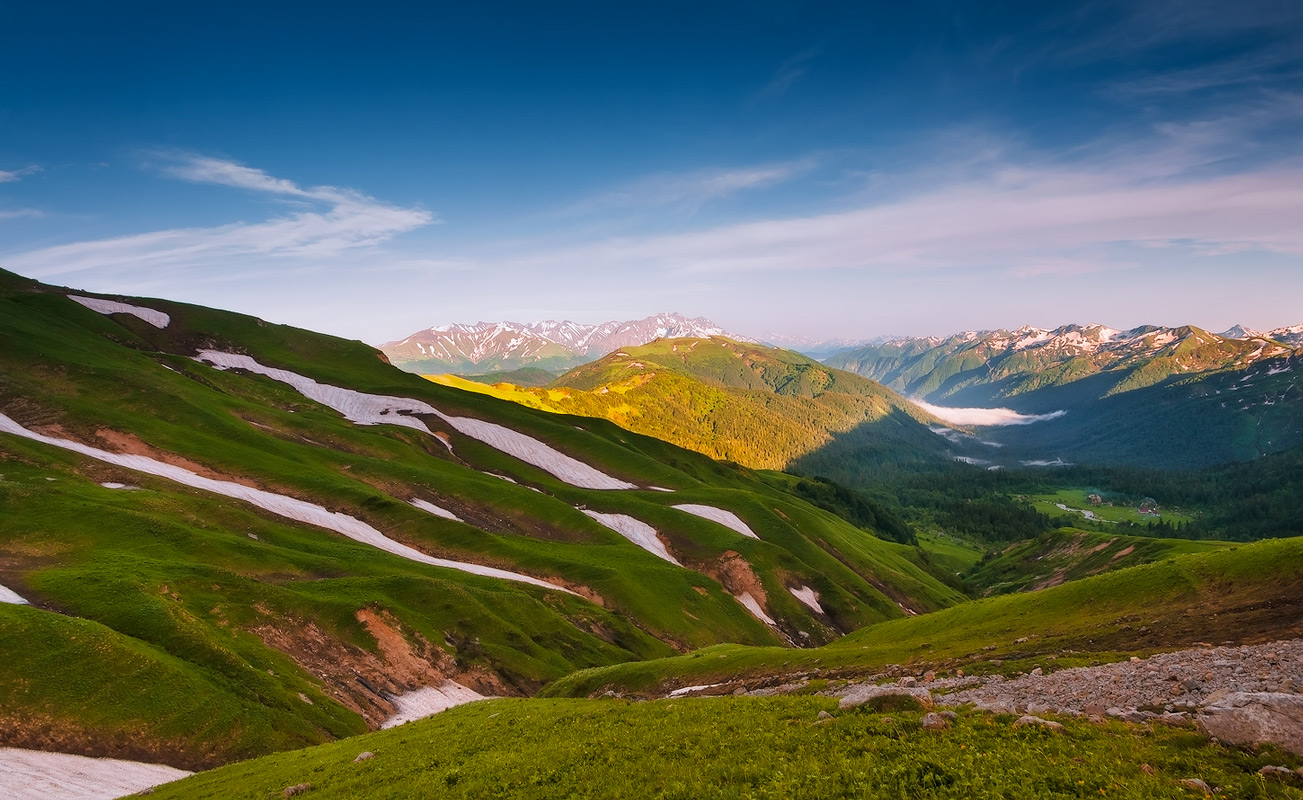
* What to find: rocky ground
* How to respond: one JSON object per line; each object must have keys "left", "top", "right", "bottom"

{"left": 831, "top": 638, "right": 1303, "bottom": 755}
{"left": 926, "top": 638, "right": 1301, "bottom": 717}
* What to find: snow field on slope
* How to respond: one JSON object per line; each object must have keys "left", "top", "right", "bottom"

{"left": 735, "top": 592, "right": 776, "bottom": 625}
{"left": 580, "top": 510, "right": 682, "bottom": 566}
{"left": 410, "top": 498, "right": 462, "bottom": 521}
{"left": 381, "top": 682, "right": 486, "bottom": 728}
{"left": 0, "top": 413, "right": 574, "bottom": 595}
{"left": 0, "top": 747, "right": 190, "bottom": 800}
{"left": 671, "top": 504, "right": 759, "bottom": 539}
{"left": 441, "top": 415, "right": 636, "bottom": 490}
{"left": 68, "top": 295, "right": 170, "bottom": 329}
{"left": 0, "top": 583, "right": 28, "bottom": 604}
{"left": 195, "top": 351, "right": 634, "bottom": 490}
{"left": 788, "top": 585, "right": 824, "bottom": 615}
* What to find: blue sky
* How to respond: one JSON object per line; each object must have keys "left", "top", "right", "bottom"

{"left": 2, "top": 0, "right": 1302, "bottom": 344}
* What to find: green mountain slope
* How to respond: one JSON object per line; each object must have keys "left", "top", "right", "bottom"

{"left": 433, "top": 337, "right": 951, "bottom": 474}
{"left": 824, "top": 325, "right": 1303, "bottom": 468}
{"left": 0, "top": 269, "right": 961, "bottom": 766}
{"left": 544, "top": 535, "right": 1303, "bottom": 698}
{"left": 961, "top": 528, "right": 1227, "bottom": 596}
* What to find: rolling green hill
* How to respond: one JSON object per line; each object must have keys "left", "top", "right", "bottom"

{"left": 543, "top": 535, "right": 1303, "bottom": 699}
{"left": 0, "top": 269, "right": 963, "bottom": 767}
{"left": 431, "top": 337, "right": 952, "bottom": 474}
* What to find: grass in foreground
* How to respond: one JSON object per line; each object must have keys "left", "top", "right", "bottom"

{"left": 149, "top": 696, "right": 1303, "bottom": 800}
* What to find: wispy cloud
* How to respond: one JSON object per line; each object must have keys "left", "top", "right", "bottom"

{"left": 495, "top": 162, "right": 1303, "bottom": 277}
{"left": 562, "top": 159, "right": 814, "bottom": 215}
{"left": 0, "top": 165, "right": 41, "bottom": 183}
{"left": 6, "top": 154, "right": 435, "bottom": 279}
{"left": 758, "top": 46, "right": 822, "bottom": 100}
{"left": 0, "top": 209, "right": 44, "bottom": 220}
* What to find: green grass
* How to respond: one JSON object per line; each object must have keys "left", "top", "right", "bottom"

{"left": 1027, "top": 489, "right": 1196, "bottom": 526}
{"left": 542, "top": 536, "right": 1303, "bottom": 698}
{"left": 963, "top": 527, "right": 1226, "bottom": 596}
{"left": 149, "top": 696, "right": 1303, "bottom": 800}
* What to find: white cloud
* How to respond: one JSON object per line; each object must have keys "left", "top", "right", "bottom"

{"left": 566, "top": 160, "right": 814, "bottom": 215}
{"left": 0, "top": 165, "right": 40, "bottom": 183}
{"left": 915, "top": 401, "right": 1067, "bottom": 427}
{"left": 6, "top": 155, "right": 434, "bottom": 279}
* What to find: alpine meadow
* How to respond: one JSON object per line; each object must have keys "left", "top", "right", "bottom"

{"left": 2, "top": 2, "right": 1303, "bottom": 799}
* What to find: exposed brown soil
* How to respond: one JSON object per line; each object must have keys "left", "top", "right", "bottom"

{"left": 92, "top": 428, "right": 258, "bottom": 487}
{"left": 708, "top": 551, "right": 770, "bottom": 611}
{"left": 251, "top": 608, "right": 460, "bottom": 728}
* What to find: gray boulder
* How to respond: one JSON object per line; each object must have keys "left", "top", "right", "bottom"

{"left": 838, "top": 684, "right": 934, "bottom": 710}
{"left": 1196, "top": 692, "right": 1303, "bottom": 755}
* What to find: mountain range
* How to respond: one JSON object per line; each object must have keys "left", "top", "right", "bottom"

{"left": 380, "top": 313, "right": 739, "bottom": 374}
{"left": 818, "top": 323, "right": 1303, "bottom": 469}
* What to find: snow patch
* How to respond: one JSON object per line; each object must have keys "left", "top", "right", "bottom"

{"left": 581, "top": 510, "right": 682, "bottom": 566}
{"left": 381, "top": 682, "right": 486, "bottom": 728}
{"left": 648, "top": 486, "right": 675, "bottom": 492}
{"left": 0, "top": 583, "right": 28, "bottom": 605}
{"left": 0, "top": 413, "right": 575, "bottom": 595}
{"left": 735, "top": 592, "right": 776, "bottom": 625}
{"left": 789, "top": 585, "right": 824, "bottom": 615}
{"left": 195, "top": 351, "right": 634, "bottom": 489}
{"left": 915, "top": 401, "right": 1066, "bottom": 427}
{"left": 0, "top": 747, "right": 189, "bottom": 800}
{"left": 668, "top": 683, "right": 724, "bottom": 697}
{"left": 672, "top": 504, "right": 759, "bottom": 539}
{"left": 68, "top": 295, "right": 170, "bottom": 329}
{"left": 410, "top": 498, "right": 461, "bottom": 522}
{"left": 445, "top": 415, "right": 635, "bottom": 490}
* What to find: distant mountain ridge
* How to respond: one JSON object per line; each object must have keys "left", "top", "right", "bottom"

{"left": 381, "top": 313, "right": 740, "bottom": 373}
{"left": 825, "top": 322, "right": 1303, "bottom": 468}
{"left": 826, "top": 322, "right": 1301, "bottom": 404}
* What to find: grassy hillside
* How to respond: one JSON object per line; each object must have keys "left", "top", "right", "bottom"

{"left": 431, "top": 337, "right": 952, "bottom": 473}
{"left": 0, "top": 269, "right": 963, "bottom": 765}
{"left": 543, "top": 535, "right": 1303, "bottom": 698}
{"left": 146, "top": 696, "right": 1303, "bottom": 800}
{"left": 962, "top": 528, "right": 1227, "bottom": 596}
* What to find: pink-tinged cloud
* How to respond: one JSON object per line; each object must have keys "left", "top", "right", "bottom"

{"left": 497, "top": 166, "right": 1303, "bottom": 275}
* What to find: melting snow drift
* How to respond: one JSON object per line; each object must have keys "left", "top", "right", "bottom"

{"left": 0, "top": 413, "right": 574, "bottom": 595}
{"left": 735, "top": 592, "right": 776, "bottom": 625}
{"left": 788, "top": 585, "right": 824, "bottom": 615}
{"left": 672, "top": 504, "right": 759, "bottom": 539}
{"left": 381, "top": 682, "right": 486, "bottom": 728}
{"left": 195, "top": 351, "right": 634, "bottom": 489}
{"left": 580, "top": 510, "right": 682, "bottom": 566}
{"left": 0, "top": 583, "right": 28, "bottom": 605}
{"left": 0, "top": 747, "right": 189, "bottom": 800}
{"left": 410, "top": 498, "right": 462, "bottom": 521}
{"left": 915, "top": 401, "right": 1066, "bottom": 427}
{"left": 68, "top": 295, "right": 170, "bottom": 329}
